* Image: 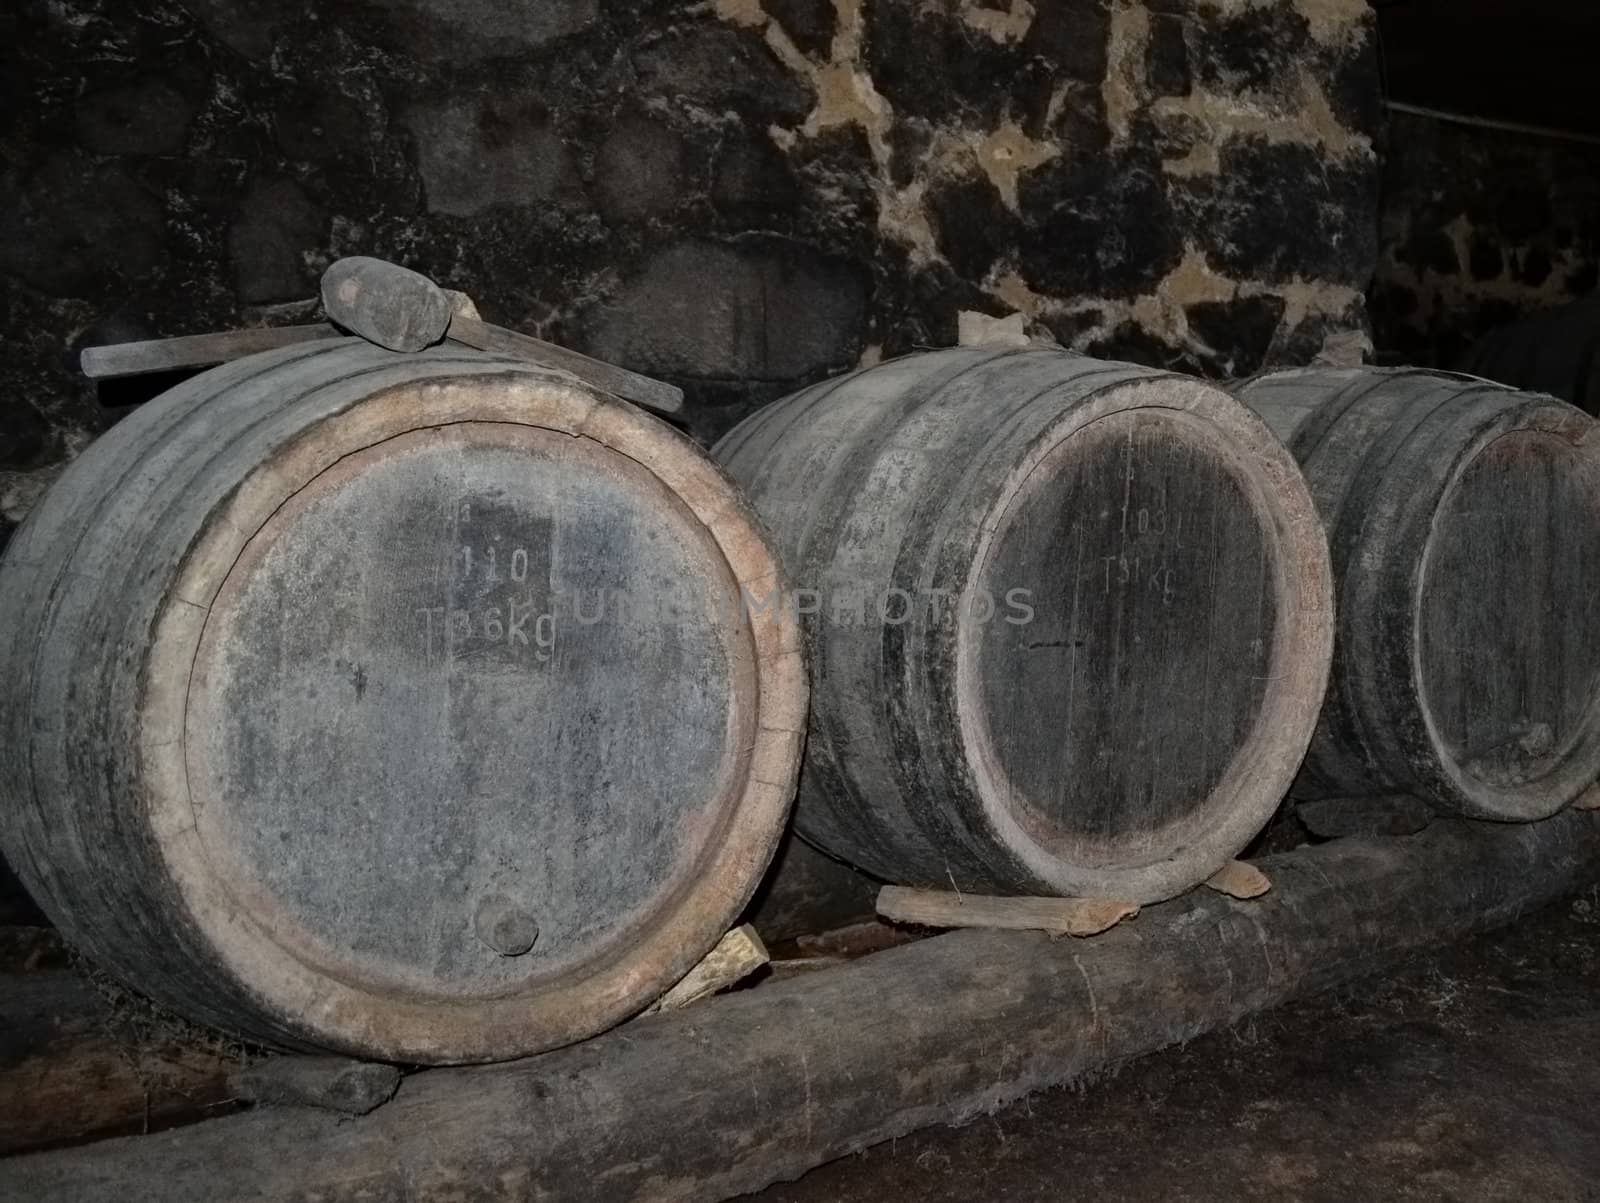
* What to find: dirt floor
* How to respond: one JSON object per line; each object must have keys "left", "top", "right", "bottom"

{"left": 753, "top": 886, "right": 1600, "bottom": 1202}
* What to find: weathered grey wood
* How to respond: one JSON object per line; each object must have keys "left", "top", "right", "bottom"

{"left": 717, "top": 347, "right": 1334, "bottom": 904}
{"left": 78, "top": 323, "right": 340, "bottom": 379}
{"left": 9, "top": 811, "right": 1599, "bottom": 1203}
{"left": 448, "top": 313, "right": 685, "bottom": 415}
{"left": 0, "top": 338, "right": 806, "bottom": 1064}
{"left": 228, "top": 1057, "right": 400, "bottom": 1116}
{"left": 1235, "top": 367, "right": 1600, "bottom": 819}
{"left": 1297, "top": 795, "right": 1435, "bottom": 838}
{"left": 320, "top": 256, "right": 452, "bottom": 352}
{"left": 877, "top": 885, "right": 1137, "bottom": 936}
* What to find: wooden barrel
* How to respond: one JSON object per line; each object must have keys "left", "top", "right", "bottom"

{"left": 715, "top": 347, "right": 1333, "bottom": 904}
{"left": 0, "top": 338, "right": 805, "bottom": 1064}
{"left": 1460, "top": 292, "right": 1600, "bottom": 415}
{"left": 1234, "top": 366, "right": 1600, "bottom": 819}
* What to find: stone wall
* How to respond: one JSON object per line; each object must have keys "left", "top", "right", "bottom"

{"left": 1, "top": 0, "right": 1380, "bottom": 546}
{"left": 1371, "top": 110, "right": 1600, "bottom": 369}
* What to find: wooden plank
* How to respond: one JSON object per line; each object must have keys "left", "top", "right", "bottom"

{"left": 15, "top": 813, "right": 1594, "bottom": 1202}
{"left": 447, "top": 314, "right": 685, "bottom": 415}
{"left": 876, "top": 885, "right": 1138, "bottom": 937}
{"left": 79, "top": 325, "right": 340, "bottom": 380}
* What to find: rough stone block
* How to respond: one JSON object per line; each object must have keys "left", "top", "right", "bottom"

{"left": 75, "top": 79, "right": 192, "bottom": 156}
{"left": 184, "top": 0, "right": 597, "bottom": 63}
{"left": 405, "top": 96, "right": 577, "bottom": 218}
{"left": 765, "top": 0, "right": 835, "bottom": 58}
{"left": 366, "top": 0, "right": 598, "bottom": 63}
{"left": 227, "top": 178, "right": 325, "bottom": 304}
{"left": 595, "top": 115, "right": 688, "bottom": 224}
{"left": 583, "top": 240, "right": 865, "bottom": 383}
{"left": 0, "top": 156, "right": 166, "bottom": 295}
{"left": 634, "top": 27, "right": 813, "bottom": 124}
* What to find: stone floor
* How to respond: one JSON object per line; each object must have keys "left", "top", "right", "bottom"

{"left": 755, "top": 886, "right": 1600, "bottom": 1202}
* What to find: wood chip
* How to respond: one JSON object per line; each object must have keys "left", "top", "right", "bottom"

{"left": 1203, "top": 861, "right": 1272, "bottom": 900}
{"left": 79, "top": 324, "right": 340, "bottom": 380}
{"left": 647, "top": 925, "right": 769, "bottom": 1013}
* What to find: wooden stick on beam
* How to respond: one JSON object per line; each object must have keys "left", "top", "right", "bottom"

{"left": 11, "top": 813, "right": 1598, "bottom": 1202}
{"left": 876, "top": 885, "right": 1137, "bottom": 937}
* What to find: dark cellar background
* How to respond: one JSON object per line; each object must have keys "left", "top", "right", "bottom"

{"left": 3, "top": 0, "right": 1598, "bottom": 538}
{"left": 0, "top": 0, "right": 1369, "bottom": 533}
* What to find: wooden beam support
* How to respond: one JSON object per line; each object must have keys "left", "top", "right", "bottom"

{"left": 9, "top": 813, "right": 1600, "bottom": 1202}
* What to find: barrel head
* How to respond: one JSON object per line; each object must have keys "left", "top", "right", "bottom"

{"left": 185, "top": 423, "right": 743, "bottom": 1001}
{"left": 965, "top": 407, "right": 1279, "bottom": 868}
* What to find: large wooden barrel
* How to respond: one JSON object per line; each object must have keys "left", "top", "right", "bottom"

{"left": 1460, "top": 292, "right": 1600, "bottom": 415}
{"left": 715, "top": 347, "right": 1333, "bottom": 904}
{"left": 0, "top": 338, "right": 805, "bottom": 1064}
{"left": 1234, "top": 366, "right": 1600, "bottom": 819}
